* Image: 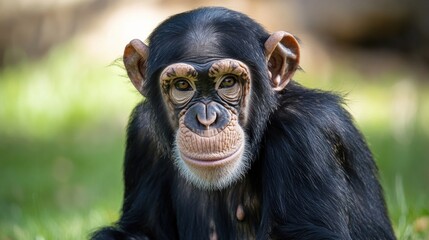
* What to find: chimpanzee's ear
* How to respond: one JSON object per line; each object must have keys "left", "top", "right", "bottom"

{"left": 123, "top": 39, "right": 149, "bottom": 96}
{"left": 264, "top": 31, "right": 300, "bottom": 91}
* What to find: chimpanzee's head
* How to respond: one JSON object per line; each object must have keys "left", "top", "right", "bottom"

{"left": 123, "top": 7, "right": 300, "bottom": 190}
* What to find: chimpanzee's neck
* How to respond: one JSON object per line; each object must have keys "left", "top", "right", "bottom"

{"left": 172, "top": 168, "right": 262, "bottom": 239}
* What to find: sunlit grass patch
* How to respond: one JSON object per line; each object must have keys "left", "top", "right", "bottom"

{"left": 0, "top": 206, "right": 119, "bottom": 240}
{"left": 0, "top": 43, "right": 140, "bottom": 140}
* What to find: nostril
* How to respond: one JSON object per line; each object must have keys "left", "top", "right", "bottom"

{"left": 184, "top": 102, "right": 231, "bottom": 132}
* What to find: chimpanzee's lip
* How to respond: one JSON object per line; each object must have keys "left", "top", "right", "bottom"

{"left": 180, "top": 144, "right": 244, "bottom": 167}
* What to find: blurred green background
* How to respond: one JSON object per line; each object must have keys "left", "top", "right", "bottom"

{"left": 0, "top": 0, "right": 428, "bottom": 239}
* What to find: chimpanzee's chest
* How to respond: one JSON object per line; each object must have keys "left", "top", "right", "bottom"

{"left": 173, "top": 181, "right": 262, "bottom": 240}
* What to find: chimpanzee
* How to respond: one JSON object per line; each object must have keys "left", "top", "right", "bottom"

{"left": 92, "top": 7, "right": 395, "bottom": 240}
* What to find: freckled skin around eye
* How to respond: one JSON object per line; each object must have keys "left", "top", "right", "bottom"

{"left": 208, "top": 59, "right": 251, "bottom": 107}
{"left": 159, "top": 63, "right": 198, "bottom": 110}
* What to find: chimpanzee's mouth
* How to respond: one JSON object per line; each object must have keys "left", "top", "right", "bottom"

{"left": 180, "top": 143, "right": 244, "bottom": 167}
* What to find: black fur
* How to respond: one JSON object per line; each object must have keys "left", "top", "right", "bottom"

{"left": 92, "top": 7, "right": 395, "bottom": 240}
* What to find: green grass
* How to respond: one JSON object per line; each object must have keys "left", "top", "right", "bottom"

{"left": 0, "top": 136, "right": 123, "bottom": 239}
{"left": 0, "top": 43, "right": 428, "bottom": 239}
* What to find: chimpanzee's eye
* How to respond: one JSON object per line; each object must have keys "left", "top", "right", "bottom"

{"left": 219, "top": 76, "right": 237, "bottom": 89}
{"left": 174, "top": 79, "right": 193, "bottom": 91}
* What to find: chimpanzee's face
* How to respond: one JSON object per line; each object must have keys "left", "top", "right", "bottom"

{"left": 159, "top": 59, "right": 252, "bottom": 189}
{"left": 123, "top": 29, "right": 300, "bottom": 190}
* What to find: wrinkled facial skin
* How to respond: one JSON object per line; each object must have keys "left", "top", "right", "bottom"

{"left": 159, "top": 59, "right": 251, "bottom": 190}
{"left": 124, "top": 31, "right": 299, "bottom": 190}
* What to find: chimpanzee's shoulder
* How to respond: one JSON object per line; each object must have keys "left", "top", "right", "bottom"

{"left": 281, "top": 82, "right": 345, "bottom": 111}
{"left": 276, "top": 82, "right": 352, "bottom": 128}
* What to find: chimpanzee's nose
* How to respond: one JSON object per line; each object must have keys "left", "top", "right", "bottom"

{"left": 184, "top": 102, "right": 231, "bottom": 132}
{"left": 197, "top": 104, "right": 217, "bottom": 128}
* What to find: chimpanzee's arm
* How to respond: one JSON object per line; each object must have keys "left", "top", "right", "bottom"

{"left": 91, "top": 103, "right": 176, "bottom": 239}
